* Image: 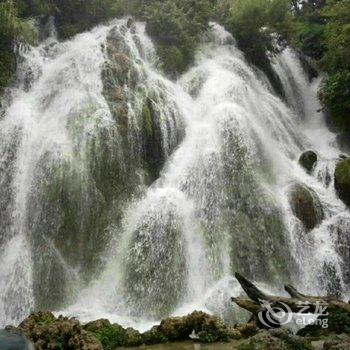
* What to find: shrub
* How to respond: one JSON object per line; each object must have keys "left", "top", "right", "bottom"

{"left": 319, "top": 71, "right": 350, "bottom": 130}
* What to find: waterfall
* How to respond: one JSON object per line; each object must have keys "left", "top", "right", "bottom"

{"left": 0, "top": 20, "right": 349, "bottom": 330}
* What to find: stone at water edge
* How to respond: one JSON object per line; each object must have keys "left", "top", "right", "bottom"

{"left": 0, "top": 330, "right": 34, "bottom": 350}
{"left": 289, "top": 183, "right": 324, "bottom": 231}
{"left": 299, "top": 150, "right": 318, "bottom": 173}
{"left": 335, "top": 157, "right": 350, "bottom": 208}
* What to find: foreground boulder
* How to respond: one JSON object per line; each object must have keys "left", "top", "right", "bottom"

{"left": 299, "top": 151, "right": 318, "bottom": 173}
{"left": 6, "top": 311, "right": 103, "bottom": 350}
{"left": 289, "top": 184, "right": 324, "bottom": 231}
{"left": 335, "top": 157, "right": 350, "bottom": 207}
{"left": 0, "top": 330, "right": 33, "bottom": 350}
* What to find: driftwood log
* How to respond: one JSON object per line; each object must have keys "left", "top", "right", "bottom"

{"left": 231, "top": 272, "right": 350, "bottom": 328}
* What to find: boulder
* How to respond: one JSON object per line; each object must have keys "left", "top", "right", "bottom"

{"left": 299, "top": 150, "right": 318, "bottom": 173}
{"left": 335, "top": 158, "right": 350, "bottom": 207}
{"left": 157, "top": 311, "right": 234, "bottom": 343}
{"left": 6, "top": 312, "right": 103, "bottom": 350}
{"left": 289, "top": 184, "right": 324, "bottom": 231}
{"left": 83, "top": 319, "right": 128, "bottom": 349}
{"left": 0, "top": 330, "right": 33, "bottom": 350}
{"left": 142, "top": 326, "right": 168, "bottom": 345}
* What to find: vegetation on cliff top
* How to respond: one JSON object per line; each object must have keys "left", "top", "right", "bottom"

{"left": 0, "top": 0, "right": 349, "bottom": 139}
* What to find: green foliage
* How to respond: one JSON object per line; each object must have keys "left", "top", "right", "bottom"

{"left": 292, "top": 22, "right": 326, "bottom": 59}
{"left": 0, "top": 0, "right": 36, "bottom": 93}
{"left": 327, "top": 309, "right": 350, "bottom": 333}
{"left": 321, "top": 0, "right": 350, "bottom": 73}
{"left": 18, "top": 0, "right": 126, "bottom": 39}
{"left": 219, "top": 0, "right": 292, "bottom": 94}
{"left": 143, "top": 0, "right": 213, "bottom": 77}
{"left": 319, "top": 71, "right": 350, "bottom": 129}
{"left": 222, "top": 0, "right": 292, "bottom": 61}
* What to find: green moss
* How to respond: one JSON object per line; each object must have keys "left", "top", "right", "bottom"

{"left": 289, "top": 184, "right": 324, "bottom": 231}
{"left": 157, "top": 45, "right": 187, "bottom": 78}
{"left": 142, "top": 103, "right": 153, "bottom": 137}
{"left": 335, "top": 158, "right": 350, "bottom": 207}
{"left": 142, "top": 327, "right": 168, "bottom": 345}
{"left": 85, "top": 320, "right": 128, "bottom": 349}
{"left": 327, "top": 309, "right": 350, "bottom": 334}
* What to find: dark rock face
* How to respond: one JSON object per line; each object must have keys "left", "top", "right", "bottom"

{"left": 299, "top": 150, "right": 318, "bottom": 173}
{"left": 289, "top": 184, "right": 324, "bottom": 231}
{"left": 0, "top": 330, "right": 33, "bottom": 350}
{"left": 335, "top": 157, "right": 350, "bottom": 207}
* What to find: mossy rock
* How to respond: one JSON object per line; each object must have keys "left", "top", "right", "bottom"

{"left": 8, "top": 312, "right": 103, "bottom": 350}
{"left": 299, "top": 151, "right": 318, "bottom": 173}
{"left": 298, "top": 309, "right": 350, "bottom": 338}
{"left": 289, "top": 184, "right": 324, "bottom": 231}
{"left": 335, "top": 158, "right": 350, "bottom": 207}
{"left": 142, "top": 326, "right": 168, "bottom": 345}
{"left": 157, "top": 311, "right": 233, "bottom": 344}
{"left": 84, "top": 319, "right": 128, "bottom": 349}
{"left": 238, "top": 329, "right": 312, "bottom": 350}
{"left": 125, "top": 328, "right": 143, "bottom": 347}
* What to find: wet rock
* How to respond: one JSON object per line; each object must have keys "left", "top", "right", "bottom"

{"left": 0, "top": 330, "right": 33, "bottom": 350}
{"left": 299, "top": 150, "right": 318, "bottom": 173}
{"left": 335, "top": 158, "right": 350, "bottom": 207}
{"left": 289, "top": 184, "right": 324, "bottom": 231}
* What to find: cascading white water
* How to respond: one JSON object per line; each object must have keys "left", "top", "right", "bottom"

{"left": 0, "top": 20, "right": 349, "bottom": 330}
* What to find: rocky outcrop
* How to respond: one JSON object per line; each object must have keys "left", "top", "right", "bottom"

{"left": 6, "top": 310, "right": 242, "bottom": 349}
{"left": 299, "top": 150, "right": 318, "bottom": 173}
{"left": 6, "top": 311, "right": 103, "bottom": 350}
{"left": 289, "top": 183, "right": 324, "bottom": 231}
{"left": 335, "top": 157, "right": 350, "bottom": 207}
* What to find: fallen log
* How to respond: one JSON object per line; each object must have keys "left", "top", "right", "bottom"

{"left": 231, "top": 272, "right": 350, "bottom": 330}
